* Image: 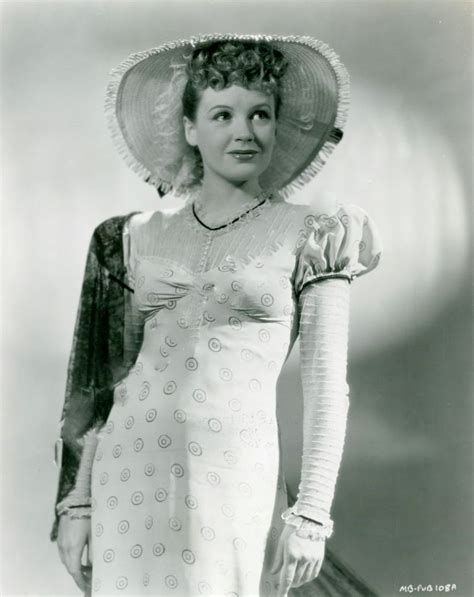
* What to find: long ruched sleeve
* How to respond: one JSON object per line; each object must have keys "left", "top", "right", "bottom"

{"left": 282, "top": 204, "right": 383, "bottom": 537}
{"left": 283, "top": 279, "right": 350, "bottom": 536}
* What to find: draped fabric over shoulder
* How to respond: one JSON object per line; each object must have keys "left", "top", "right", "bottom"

{"left": 50, "top": 213, "right": 142, "bottom": 541}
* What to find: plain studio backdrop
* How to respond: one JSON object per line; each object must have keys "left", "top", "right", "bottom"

{"left": 1, "top": 1, "right": 472, "bottom": 595}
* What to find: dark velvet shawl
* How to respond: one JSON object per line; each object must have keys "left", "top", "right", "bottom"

{"left": 49, "top": 212, "right": 378, "bottom": 596}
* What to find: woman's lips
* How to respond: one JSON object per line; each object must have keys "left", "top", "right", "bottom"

{"left": 228, "top": 150, "right": 259, "bottom": 161}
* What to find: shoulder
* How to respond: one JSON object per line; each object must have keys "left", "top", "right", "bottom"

{"left": 93, "top": 212, "right": 142, "bottom": 243}
{"left": 127, "top": 204, "right": 185, "bottom": 235}
{"left": 261, "top": 193, "right": 309, "bottom": 234}
{"left": 281, "top": 199, "right": 370, "bottom": 228}
{"left": 265, "top": 197, "right": 340, "bottom": 250}
{"left": 288, "top": 201, "right": 383, "bottom": 250}
{"left": 267, "top": 195, "right": 344, "bottom": 230}
{"left": 92, "top": 208, "right": 174, "bottom": 251}
{"left": 89, "top": 212, "right": 141, "bottom": 272}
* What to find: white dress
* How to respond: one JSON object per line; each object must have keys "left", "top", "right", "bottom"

{"left": 88, "top": 194, "right": 381, "bottom": 596}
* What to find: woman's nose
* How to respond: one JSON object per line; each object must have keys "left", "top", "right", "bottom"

{"left": 235, "top": 131, "right": 254, "bottom": 142}
{"left": 233, "top": 118, "right": 254, "bottom": 142}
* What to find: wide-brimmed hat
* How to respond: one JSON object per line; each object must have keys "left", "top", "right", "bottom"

{"left": 105, "top": 33, "right": 350, "bottom": 199}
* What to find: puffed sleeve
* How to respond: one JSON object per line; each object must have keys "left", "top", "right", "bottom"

{"left": 293, "top": 204, "right": 383, "bottom": 296}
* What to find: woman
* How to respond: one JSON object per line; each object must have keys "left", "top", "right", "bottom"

{"left": 51, "top": 34, "right": 383, "bottom": 596}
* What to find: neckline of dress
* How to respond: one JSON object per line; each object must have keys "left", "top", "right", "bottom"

{"left": 184, "top": 190, "right": 273, "bottom": 236}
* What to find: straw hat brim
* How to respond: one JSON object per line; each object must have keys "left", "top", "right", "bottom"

{"left": 105, "top": 33, "right": 350, "bottom": 199}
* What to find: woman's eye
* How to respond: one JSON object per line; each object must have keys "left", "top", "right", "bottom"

{"left": 214, "top": 112, "right": 231, "bottom": 122}
{"left": 252, "top": 110, "right": 271, "bottom": 120}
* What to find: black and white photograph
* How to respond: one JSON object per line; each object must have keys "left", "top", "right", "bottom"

{"left": 1, "top": 1, "right": 472, "bottom": 596}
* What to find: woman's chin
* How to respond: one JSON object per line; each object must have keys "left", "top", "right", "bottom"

{"left": 203, "top": 171, "right": 259, "bottom": 188}
{"left": 215, "top": 165, "right": 270, "bottom": 187}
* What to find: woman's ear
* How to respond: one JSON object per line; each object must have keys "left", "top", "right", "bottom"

{"left": 183, "top": 116, "right": 197, "bottom": 147}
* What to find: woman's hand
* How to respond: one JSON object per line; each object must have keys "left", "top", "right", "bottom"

{"left": 57, "top": 514, "right": 92, "bottom": 593}
{"left": 270, "top": 522, "right": 325, "bottom": 596}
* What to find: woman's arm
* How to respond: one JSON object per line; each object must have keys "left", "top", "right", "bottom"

{"left": 272, "top": 205, "right": 382, "bottom": 592}
{"left": 55, "top": 427, "right": 100, "bottom": 518}
{"left": 271, "top": 277, "right": 350, "bottom": 591}
{"left": 282, "top": 277, "right": 351, "bottom": 538}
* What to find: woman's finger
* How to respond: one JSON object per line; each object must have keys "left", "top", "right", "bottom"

{"left": 314, "top": 555, "right": 324, "bottom": 578}
{"left": 301, "top": 559, "right": 319, "bottom": 585}
{"left": 305, "top": 556, "right": 323, "bottom": 584}
{"left": 277, "top": 550, "right": 297, "bottom": 597}
{"left": 292, "top": 560, "right": 311, "bottom": 588}
{"left": 270, "top": 538, "right": 284, "bottom": 575}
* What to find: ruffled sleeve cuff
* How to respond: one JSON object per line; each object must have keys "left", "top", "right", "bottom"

{"left": 281, "top": 506, "right": 334, "bottom": 540}
{"left": 293, "top": 203, "right": 383, "bottom": 296}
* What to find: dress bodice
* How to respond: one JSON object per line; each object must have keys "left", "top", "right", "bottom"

{"left": 124, "top": 194, "right": 382, "bottom": 381}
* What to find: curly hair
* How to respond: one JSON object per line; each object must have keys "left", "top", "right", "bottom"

{"left": 182, "top": 40, "right": 289, "bottom": 122}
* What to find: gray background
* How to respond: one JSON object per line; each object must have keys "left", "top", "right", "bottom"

{"left": 1, "top": 1, "right": 472, "bottom": 595}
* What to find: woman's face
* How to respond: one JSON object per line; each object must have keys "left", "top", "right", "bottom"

{"left": 183, "top": 84, "right": 277, "bottom": 187}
